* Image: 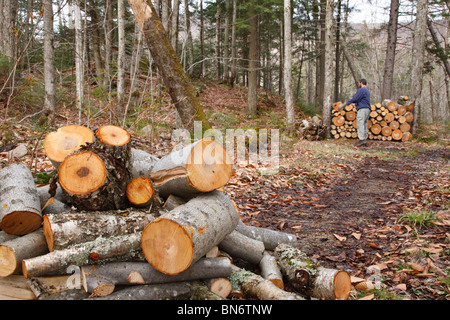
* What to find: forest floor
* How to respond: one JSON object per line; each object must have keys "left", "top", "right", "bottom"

{"left": 1, "top": 79, "right": 449, "bottom": 300}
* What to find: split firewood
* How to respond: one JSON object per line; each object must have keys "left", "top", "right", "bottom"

{"left": 0, "top": 275, "right": 37, "bottom": 300}
{"left": 43, "top": 210, "right": 155, "bottom": 251}
{"left": 28, "top": 275, "right": 77, "bottom": 298}
{"left": 259, "top": 251, "right": 284, "bottom": 289}
{"left": 80, "top": 257, "right": 231, "bottom": 297}
{"left": 57, "top": 138, "right": 132, "bottom": 211}
{"left": 130, "top": 148, "right": 159, "bottom": 179}
{"left": 141, "top": 190, "right": 240, "bottom": 275}
{"left": 43, "top": 125, "right": 95, "bottom": 169}
{"left": 149, "top": 138, "right": 233, "bottom": 199}
{"left": 273, "top": 243, "right": 351, "bottom": 300}
{"left": 229, "top": 265, "right": 305, "bottom": 300}
{"left": 0, "top": 163, "right": 42, "bottom": 235}
{"left": 219, "top": 230, "right": 265, "bottom": 265}
{"left": 235, "top": 220, "right": 298, "bottom": 250}
{"left": 0, "top": 228, "right": 48, "bottom": 277}
{"left": 22, "top": 232, "right": 145, "bottom": 278}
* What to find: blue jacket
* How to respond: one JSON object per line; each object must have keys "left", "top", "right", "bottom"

{"left": 346, "top": 86, "right": 371, "bottom": 110}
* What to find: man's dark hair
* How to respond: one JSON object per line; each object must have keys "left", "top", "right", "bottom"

{"left": 360, "top": 79, "right": 367, "bottom": 85}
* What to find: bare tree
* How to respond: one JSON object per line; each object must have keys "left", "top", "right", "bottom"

{"left": 381, "top": 0, "right": 399, "bottom": 101}
{"left": 322, "top": 0, "right": 335, "bottom": 134}
{"left": 42, "top": 0, "right": 55, "bottom": 125}
{"left": 247, "top": 12, "right": 259, "bottom": 115}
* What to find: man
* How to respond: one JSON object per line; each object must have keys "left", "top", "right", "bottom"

{"left": 346, "top": 79, "right": 371, "bottom": 147}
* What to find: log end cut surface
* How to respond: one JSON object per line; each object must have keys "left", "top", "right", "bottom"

{"left": 126, "top": 177, "right": 154, "bottom": 206}
{"left": 58, "top": 151, "right": 107, "bottom": 195}
{"left": 44, "top": 125, "right": 94, "bottom": 163}
{"left": 334, "top": 270, "right": 351, "bottom": 300}
{"left": 0, "top": 211, "right": 42, "bottom": 236}
{"left": 141, "top": 218, "right": 194, "bottom": 275}
{"left": 0, "top": 245, "right": 17, "bottom": 277}
{"left": 42, "top": 215, "right": 54, "bottom": 252}
{"left": 186, "top": 139, "right": 232, "bottom": 192}
{"left": 96, "top": 125, "right": 131, "bottom": 147}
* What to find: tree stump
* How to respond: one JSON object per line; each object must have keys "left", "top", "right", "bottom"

{"left": 0, "top": 163, "right": 42, "bottom": 235}
{"left": 149, "top": 138, "right": 232, "bottom": 199}
{"left": 141, "top": 190, "right": 240, "bottom": 275}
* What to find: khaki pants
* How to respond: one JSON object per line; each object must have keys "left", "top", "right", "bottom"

{"left": 357, "top": 108, "right": 370, "bottom": 141}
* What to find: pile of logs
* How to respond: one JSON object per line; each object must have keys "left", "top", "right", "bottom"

{"left": 0, "top": 124, "right": 352, "bottom": 300}
{"left": 331, "top": 96, "right": 414, "bottom": 142}
{"left": 297, "top": 115, "right": 327, "bottom": 141}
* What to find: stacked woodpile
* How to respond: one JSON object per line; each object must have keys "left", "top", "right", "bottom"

{"left": 0, "top": 124, "right": 351, "bottom": 300}
{"left": 297, "top": 115, "right": 327, "bottom": 141}
{"left": 331, "top": 96, "right": 414, "bottom": 142}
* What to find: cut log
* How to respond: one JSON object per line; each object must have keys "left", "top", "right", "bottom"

{"left": 384, "top": 112, "right": 395, "bottom": 123}
{"left": 381, "top": 126, "right": 392, "bottom": 137}
{"left": 235, "top": 220, "right": 297, "bottom": 250}
{"left": 345, "top": 111, "right": 356, "bottom": 121}
{"left": 406, "top": 102, "right": 415, "bottom": 111}
{"left": 404, "top": 111, "right": 414, "bottom": 123}
{"left": 81, "top": 257, "right": 231, "bottom": 297}
{"left": 37, "top": 182, "right": 66, "bottom": 208}
{"left": 0, "top": 228, "right": 48, "bottom": 277}
{"left": 259, "top": 251, "right": 284, "bottom": 289}
{"left": 370, "top": 124, "right": 382, "bottom": 135}
{"left": 43, "top": 125, "right": 95, "bottom": 168}
{"left": 332, "top": 115, "right": 345, "bottom": 127}
{"left": 204, "top": 278, "right": 232, "bottom": 298}
{"left": 402, "top": 132, "right": 412, "bottom": 142}
{"left": 149, "top": 138, "right": 232, "bottom": 199}
{"left": 397, "top": 105, "right": 407, "bottom": 116}
{"left": 274, "top": 243, "right": 351, "bottom": 300}
{"left": 28, "top": 275, "right": 76, "bottom": 298}
{"left": 130, "top": 148, "right": 159, "bottom": 179}
{"left": 218, "top": 230, "right": 265, "bottom": 265}
{"left": 22, "top": 232, "right": 145, "bottom": 278}
{"left": 0, "top": 163, "right": 42, "bottom": 235}
{"left": 400, "top": 122, "right": 411, "bottom": 133}
{"left": 141, "top": 190, "right": 240, "bottom": 275}
{"left": 95, "top": 124, "right": 131, "bottom": 147}
{"left": 387, "top": 101, "right": 398, "bottom": 112}
{"left": 389, "top": 120, "right": 400, "bottom": 130}
{"left": 41, "top": 197, "right": 71, "bottom": 215}
{"left": 126, "top": 177, "right": 154, "bottom": 207}
{"left": 0, "top": 275, "right": 37, "bottom": 300}
{"left": 369, "top": 111, "right": 378, "bottom": 118}
{"left": 162, "top": 194, "right": 187, "bottom": 211}
{"left": 58, "top": 139, "right": 132, "bottom": 210}
{"left": 228, "top": 265, "right": 305, "bottom": 300}
{"left": 43, "top": 210, "right": 155, "bottom": 252}
{"left": 0, "top": 231, "right": 18, "bottom": 244}
{"left": 391, "top": 129, "right": 403, "bottom": 141}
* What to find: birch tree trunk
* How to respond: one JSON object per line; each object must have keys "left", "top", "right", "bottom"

{"left": 410, "top": 0, "right": 428, "bottom": 134}
{"left": 42, "top": 0, "right": 55, "bottom": 125}
{"left": 284, "top": 0, "right": 295, "bottom": 131}
{"left": 73, "top": 0, "right": 84, "bottom": 123}
{"left": 117, "top": 0, "right": 126, "bottom": 117}
{"left": 381, "top": 0, "right": 399, "bottom": 101}
{"left": 322, "top": 0, "right": 335, "bottom": 135}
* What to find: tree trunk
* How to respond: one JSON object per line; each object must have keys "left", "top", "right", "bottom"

{"left": 73, "top": 0, "right": 84, "bottom": 123}
{"left": 215, "top": 1, "right": 221, "bottom": 80}
{"left": 247, "top": 12, "right": 259, "bottom": 115}
{"left": 229, "top": 0, "right": 237, "bottom": 86}
{"left": 259, "top": 251, "right": 284, "bottom": 289}
{"left": 117, "top": 0, "right": 126, "bottom": 117}
{"left": 223, "top": 0, "right": 231, "bottom": 83}
{"left": 322, "top": 0, "right": 335, "bottom": 135}
{"left": 235, "top": 220, "right": 297, "bottom": 250}
{"left": 88, "top": 1, "right": 104, "bottom": 83}
{"left": 141, "top": 190, "right": 240, "bottom": 275}
{"left": 130, "top": 148, "right": 159, "bottom": 179}
{"left": 274, "top": 243, "right": 351, "bottom": 300}
{"left": 0, "top": 163, "right": 42, "bottom": 235}
{"left": 127, "top": 0, "right": 210, "bottom": 133}
{"left": 42, "top": 0, "right": 55, "bottom": 125}
{"left": 410, "top": 0, "right": 428, "bottom": 134}
{"left": 381, "top": 0, "right": 399, "bottom": 101}
{"left": 0, "top": 228, "right": 48, "bottom": 277}
{"left": 43, "top": 125, "right": 95, "bottom": 168}
{"left": 149, "top": 138, "right": 232, "bottom": 199}
{"left": 219, "top": 230, "right": 265, "bottom": 265}
{"left": 284, "top": 0, "right": 295, "bottom": 130}
{"left": 81, "top": 257, "right": 231, "bottom": 297}
{"left": 43, "top": 210, "right": 155, "bottom": 252}
{"left": 184, "top": 0, "right": 194, "bottom": 76}
{"left": 229, "top": 265, "right": 305, "bottom": 300}
{"left": 22, "top": 232, "right": 146, "bottom": 278}
{"left": 170, "top": 0, "right": 180, "bottom": 52}
{"left": 57, "top": 135, "right": 133, "bottom": 211}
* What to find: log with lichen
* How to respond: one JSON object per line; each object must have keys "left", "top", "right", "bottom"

{"left": 273, "top": 243, "right": 351, "bottom": 300}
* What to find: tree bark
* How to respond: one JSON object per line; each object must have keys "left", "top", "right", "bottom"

{"left": 149, "top": 138, "right": 232, "bottom": 199}
{"left": 274, "top": 243, "right": 351, "bottom": 300}
{"left": 322, "top": 0, "right": 335, "bottom": 135}
{"left": 235, "top": 220, "right": 297, "bottom": 250}
{"left": 0, "top": 163, "right": 42, "bottom": 235}
{"left": 141, "top": 190, "right": 240, "bottom": 275}
{"left": 81, "top": 257, "right": 231, "bottom": 296}
{"left": 284, "top": 0, "right": 295, "bottom": 130}
{"left": 22, "top": 232, "right": 146, "bottom": 278}
{"left": 127, "top": 0, "right": 210, "bottom": 133}
{"left": 219, "top": 230, "right": 265, "bottom": 265}
{"left": 247, "top": 12, "right": 259, "bottom": 115}
{"left": 42, "top": 0, "right": 55, "bottom": 125}
{"left": 0, "top": 228, "right": 48, "bottom": 277}
{"left": 117, "top": 0, "right": 126, "bottom": 116}
{"left": 259, "top": 251, "right": 284, "bottom": 289}
{"left": 381, "top": 0, "right": 399, "bottom": 101}
{"left": 43, "top": 210, "right": 155, "bottom": 251}
{"left": 73, "top": 0, "right": 84, "bottom": 123}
